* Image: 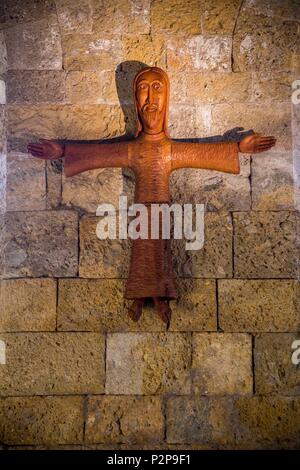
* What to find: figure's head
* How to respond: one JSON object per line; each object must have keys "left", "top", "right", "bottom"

{"left": 133, "top": 67, "right": 170, "bottom": 137}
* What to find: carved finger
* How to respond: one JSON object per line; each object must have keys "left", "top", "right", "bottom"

{"left": 257, "top": 145, "right": 273, "bottom": 151}
{"left": 28, "top": 144, "right": 44, "bottom": 152}
{"left": 259, "top": 138, "right": 276, "bottom": 145}
{"left": 30, "top": 151, "right": 45, "bottom": 157}
{"left": 259, "top": 142, "right": 275, "bottom": 148}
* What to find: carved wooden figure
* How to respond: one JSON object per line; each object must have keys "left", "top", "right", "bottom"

{"left": 28, "top": 67, "right": 276, "bottom": 324}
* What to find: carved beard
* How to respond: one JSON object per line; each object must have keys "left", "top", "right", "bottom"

{"left": 140, "top": 106, "right": 163, "bottom": 131}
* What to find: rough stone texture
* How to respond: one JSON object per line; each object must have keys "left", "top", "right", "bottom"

{"left": 170, "top": 155, "right": 251, "bottom": 212}
{"left": 169, "top": 72, "right": 252, "bottom": 105}
{"left": 6, "top": 71, "right": 67, "bottom": 104}
{"left": 192, "top": 333, "right": 253, "bottom": 395}
{"left": 0, "top": 0, "right": 56, "bottom": 27}
{"left": 8, "top": 104, "right": 125, "bottom": 152}
{"left": 4, "top": 17, "right": 62, "bottom": 70}
{"left": 167, "top": 36, "right": 232, "bottom": 72}
{"left": 57, "top": 278, "right": 216, "bottom": 332}
{"left": 0, "top": 279, "right": 56, "bottom": 332}
{"left": 56, "top": 0, "right": 93, "bottom": 34}
{"left": 66, "top": 71, "right": 104, "bottom": 104}
{"left": 232, "top": 8, "right": 299, "bottom": 72}
{"left": 167, "top": 396, "right": 300, "bottom": 448}
{"left": 233, "top": 211, "right": 298, "bottom": 279}
{"left": 169, "top": 279, "right": 217, "bottom": 331}
{"left": 65, "top": 69, "right": 136, "bottom": 106}
{"left": 219, "top": 280, "right": 300, "bottom": 333}
{"left": 61, "top": 34, "right": 123, "bottom": 71}
{"left": 58, "top": 278, "right": 163, "bottom": 332}
{"left": 46, "top": 159, "right": 62, "bottom": 209}
{"left": 172, "top": 212, "right": 233, "bottom": 278}
{"left": 6, "top": 153, "right": 46, "bottom": 211}
{"left": 3, "top": 210, "right": 78, "bottom": 278}
{"left": 251, "top": 150, "right": 295, "bottom": 210}
{"left": 0, "top": 80, "right": 5, "bottom": 105}
{"left": 200, "top": 0, "right": 241, "bottom": 35}
{"left": 91, "top": 0, "right": 150, "bottom": 35}
{"left": 253, "top": 71, "right": 295, "bottom": 103}
{"left": 0, "top": 105, "right": 6, "bottom": 154}
{"left": 232, "top": 396, "right": 300, "bottom": 449}
{"left": 85, "top": 396, "right": 164, "bottom": 444}
{"left": 196, "top": 72, "right": 251, "bottom": 103}
{"left": 255, "top": 334, "right": 300, "bottom": 395}
{"left": 79, "top": 216, "right": 130, "bottom": 278}
{"left": 0, "top": 396, "right": 83, "bottom": 445}
{"left": 106, "top": 333, "right": 192, "bottom": 394}
{"left": 212, "top": 103, "right": 292, "bottom": 151}
{"left": 62, "top": 167, "right": 123, "bottom": 213}
{"left": 168, "top": 104, "right": 198, "bottom": 139}
{"left": 151, "top": 0, "right": 201, "bottom": 35}
{"left": 122, "top": 35, "right": 166, "bottom": 69}
{"left": 0, "top": 31, "right": 7, "bottom": 76}
{"left": 0, "top": 152, "right": 6, "bottom": 215}
{"left": 242, "top": 0, "right": 300, "bottom": 20}
{"left": 0, "top": 333, "right": 104, "bottom": 395}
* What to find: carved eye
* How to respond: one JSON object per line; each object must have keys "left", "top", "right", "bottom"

{"left": 153, "top": 82, "right": 162, "bottom": 91}
{"left": 138, "top": 83, "right": 147, "bottom": 91}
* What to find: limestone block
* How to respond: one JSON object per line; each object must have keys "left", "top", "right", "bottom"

{"left": 6, "top": 153, "right": 46, "bottom": 211}
{"left": 0, "top": 396, "right": 83, "bottom": 445}
{"left": 106, "top": 333, "right": 192, "bottom": 394}
{"left": 167, "top": 396, "right": 300, "bottom": 448}
{"left": 251, "top": 150, "right": 295, "bottom": 210}
{"left": 0, "top": 279, "right": 56, "bottom": 332}
{"left": 3, "top": 210, "right": 78, "bottom": 278}
{"left": 151, "top": 0, "right": 201, "bottom": 35}
{"left": 192, "top": 333, "right": 253, "bottom": 395}
{"left": 6, "top": 71, "right": 67, "bottom": 104}
{"left": 219, "top": 279, "right": 300, "bottom": 332}
{"left": 91, "top": 0, "right": 150, "bottom": 34}
{"left": 255, "top": 333, "right": 300, "bottom": 395}
{"left": 85, "top": 396, "right": 163, "bottom": 444}
{"left": 5, "top": 18, "right": 62, "bottom": 70}
{"left": 0, "top": 332, "right": 105, "bottom": 395}
{"left": 79, "top": 216, "right": 130, "bottom": 278}
{"left": 233, "top": 211, "right": 298, "bottom": 278}
{"left": 172, "top": 212, "right": 233, "bottom": 278}
{"left": 167, "top": 36, "right": 232, "bottom": 72}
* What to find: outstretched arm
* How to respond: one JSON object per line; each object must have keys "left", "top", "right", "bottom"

{"left": 27, "top": 139, "right": 129, "bottom": 176}
{"left": 171, "top": 134, "right": 276, "bottom": 173}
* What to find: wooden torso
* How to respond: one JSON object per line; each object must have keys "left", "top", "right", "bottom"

{"left": 128, "top": 134, "right": 172, "bottom": 204}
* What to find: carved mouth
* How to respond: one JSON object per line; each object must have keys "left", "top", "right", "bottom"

{"left": 143, "top": 105, "right": 158, "bottom": 112}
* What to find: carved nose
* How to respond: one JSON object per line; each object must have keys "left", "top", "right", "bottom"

{"left": 147, "top": 86, "right": 153, "bottom": 103}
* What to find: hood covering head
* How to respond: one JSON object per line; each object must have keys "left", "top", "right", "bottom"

{"left": 133, "top": 66, "right": 170, "bottom": 138}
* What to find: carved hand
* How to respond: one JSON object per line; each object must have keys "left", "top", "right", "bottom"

{"left": 27, "top": 139, "right": 64, "bottom": 159}
{"left": 238, "top": 133, "right": 276, "bottom": 154}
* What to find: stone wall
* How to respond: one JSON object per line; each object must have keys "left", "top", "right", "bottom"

{"left": 0, "top": 0, "right": 300, "bottom": 449}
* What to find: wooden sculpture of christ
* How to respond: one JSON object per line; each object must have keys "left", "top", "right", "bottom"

{"left": 28, "top": 66, "right": 276, "bottom": 324}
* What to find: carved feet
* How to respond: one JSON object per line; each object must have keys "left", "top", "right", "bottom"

{"left": 128, "top": 297, "right": 172, "bottom": 325}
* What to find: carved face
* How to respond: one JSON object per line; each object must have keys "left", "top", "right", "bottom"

{"left": 135, "top": 69, "right": 167, "bottom": 134}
